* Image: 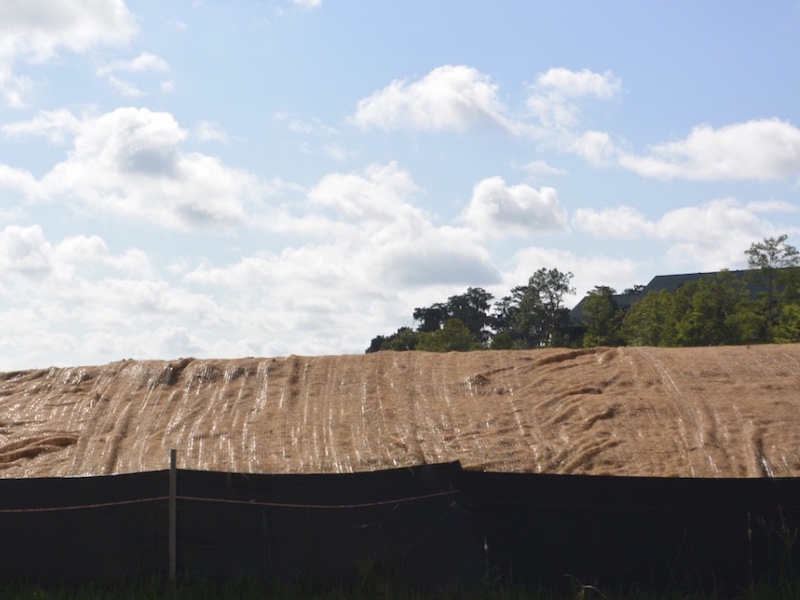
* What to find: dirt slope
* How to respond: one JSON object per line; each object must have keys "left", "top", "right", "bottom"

{"left": 1, "top": 345, "right": 799, "bottom": 479}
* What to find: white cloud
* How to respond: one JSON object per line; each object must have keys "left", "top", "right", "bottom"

{"left": 0, "top": 163, "right": 40, "bottom": 197}
{"left": 193, "top": 120, "right": 233, "bottom": 144}
{"left": 97, "top": 52, "right": 169, "bottom": 76}
{"left": 521, "top": 160, "right": 567, "bottom": 178}
{"left": 106, "top": 76, "right": 145, "bottom": 97}
{"left": 292, "top": 0, "right": 322, "bottom": 10}
{"left": 183, "top": 162, "right": 501, "bottom": 356}
{"left": 618, "top": 119, "right": 800, "bottom": 181}
{"left": 323, "top": 142, "right": 356, "bottom": 161}
{"left": 308, "top": 162, "right": 423, "bottom": 223}
{"left": 0, "top": 224, "right": 52, "bottom": 277}
{"left": 462, "top": 176, "right": 567, "bottom": 238}
{"left": 571, "top": 130, "right": 621, "bottom": 167}
{"left": 656, "top": 198, "right": 767, "bottom": 269}
{"left": 274, "top": 112, "right": 337, "bottom": 135}
{"left": 572, "top": 206, "right": 656, "bottom": 239}
{"left": 4, "top": 107, "right": 263, "bottom": 231}
{"left": 97, "top": 52, "right": 170, "bottom": 97}
{"left": 0, "top": 0, "right": 137, "bottom": 106}
{"left": 527, "top": 68, "right": 621, "bottom": 130}
{"left": 508, "top": 246, "right": 640, "bottom": 303}
{"left": 0, "top": 225, "right": 156, "bottom": 284}
{"left": 746, "top": 200, "right": 797, "bottom": 213}
{"left": 2, "top": 108, "right": 82, "bottom": 144}
{"left": 573, "top": 198, "right": 779, "bottom": 271}
{"left": 350, "top": 65, "right": 517, "bottom": 133}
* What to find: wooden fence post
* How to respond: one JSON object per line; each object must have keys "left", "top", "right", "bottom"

{"left": 169, "top": 449, "right": 177, "bottom": 583}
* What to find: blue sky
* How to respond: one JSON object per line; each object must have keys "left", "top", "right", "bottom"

{"left": 1, "top": 1, "right": 800, "bottom": 369}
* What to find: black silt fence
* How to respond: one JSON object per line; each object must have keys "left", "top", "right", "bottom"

{"left": 0, "top": 460, "right": 799, "bottom": 593}
{"left": 460, "top": 470, "right": 800, "bottom": 593}
{"left": 0, "top": 470, "right": 168, "bottom": 583}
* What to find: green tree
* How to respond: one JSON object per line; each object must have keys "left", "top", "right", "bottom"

{"left": 413, "top": 287, "right": 494, "bottom": 343}
{"left": 445, "top": 287, "right": 495, "bottom": 343}
{"left": 773, "top": 303, "right": 800, "bottom": 343}
{"left": 581, "top": 285, "right": 623, "bottom": 347}
{"left": 365, "top": 327, "right": 419, "bottom": 353}
{"left": 620, "top": 289, "right": 675, "bottom": 346}
{"left": 745, "top": 234, "right": 800, "bottom": 341}
{"left": 415, "top": 319, "right": 478, "bottom": 352}
{"left": 412, "top": 303, "right": 449, "bottom": 333}
{"left": 511, "top": 268, "right": 575, "bottom": 347}
{"left": 488, "top": 331, "right": 515, "bottom": 349}
{"left": 671, "top": 271, "right": 750, "bottom": 346}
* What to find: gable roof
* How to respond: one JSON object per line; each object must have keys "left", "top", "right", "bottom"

{"left": 570, "top": 268, "right": 757, "bottom": 326}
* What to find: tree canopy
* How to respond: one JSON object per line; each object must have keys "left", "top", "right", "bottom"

{"left": 366, "top": 235, "right": 800, "bottom": 353}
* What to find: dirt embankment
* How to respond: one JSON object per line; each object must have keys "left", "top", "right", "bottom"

{"left": 1, "top": 345, "right": 799, "bottom": 479}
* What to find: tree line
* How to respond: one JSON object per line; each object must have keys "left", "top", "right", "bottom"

{"left": 366, "top": 236, "right": 800, "bottom": 353}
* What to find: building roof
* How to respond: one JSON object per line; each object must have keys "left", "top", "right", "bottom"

{"left": 570, "top": 268, "right": 756, "bottom": 326}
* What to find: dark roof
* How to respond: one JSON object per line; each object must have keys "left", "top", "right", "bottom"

{"left": 570, "top": 268, "right": 758, "bottom": 327}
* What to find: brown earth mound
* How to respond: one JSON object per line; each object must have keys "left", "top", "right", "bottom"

{"left": 0, "top": 345, "right": 799, "bottom": 479}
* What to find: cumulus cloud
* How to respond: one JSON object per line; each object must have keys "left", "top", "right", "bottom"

{"left": 521, "top": 160, "right": 568, "bottom": 178}
{"left": 527, "top": 67, "right": 621, "bottom": 130}
{"left": 656, "top": 198, "right": 768, "bottom": 269}
{"left": 573, "top": 198, "right": 779, "bottom": 271}
{"left": 308, "top": 162, "right": 422, "bottom": 223}
{"left": 193, "top": 120, "right": 233, "bottom": 144}
{"left": 619, "top": 119, "right": 800, "bottom": 181}
{"left": 97, "top": 52, "right": 169, "bottom": 77}
{"left": 274, "top": 112, "right": 337, "bottom": 135}
{"left": 350, "top": 65, "right": 517, "bottom": 133}
{"left": 572, "top": 206, "right": 656, "bottom": 239}
{"left": 5, "top": 107, "right": 263, "bottom": 231}
{"left": 0, "top": 0, "right": 137, "bottom": 106}
{"left": 571, "top": 130, "right": 621, "bottom": 167}
{"left": 0, "top": 224, "right": 248, "bottom": 367}
{"left": 106, "top": 76, "right": 145, "bottom": 97}
{"left": 462, "top": 176, "right": 567, "bottom": 238}
{"left": 0, "top": 224, "right": 52, "bottom": 277}
{"left": 0, "top": 163, "right": 39, "bottom": 198}
{"left": 508, "top": 245, "right": 639, "bottom": 304}
{"left": 2, "top": 108, "right": 82, "bottom": 144}
{"left": 97, "top": 52, "right": 169, "bottom": 97}
{"left": 292, "top": 0, "right": 323, "bottom": 9}
{"left": 0, "top": 224, "right": 155, "bottom": 282}
{"left": 183, "top": 162, "right": 502, "bottom": 356}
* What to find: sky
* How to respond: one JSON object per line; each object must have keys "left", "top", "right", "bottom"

{"left": 1, "top": 1, "right": 800, "bottom": 369}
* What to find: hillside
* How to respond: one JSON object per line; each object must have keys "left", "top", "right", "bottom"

{"left": 1, "top": 345, "right": 799, "bottom": 479}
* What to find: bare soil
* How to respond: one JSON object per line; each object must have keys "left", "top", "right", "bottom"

{"left": 1, "top": 345, "right": 799, "bottom": 479}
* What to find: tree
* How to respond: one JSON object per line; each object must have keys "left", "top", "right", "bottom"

{"left": 671, "top": 271, "right": 750, "bottom": 346}
{"left": 510, "top": 268, "right": 575, "bottom": 347}
{"left": 624, "top": 284, "right": 646, "bottom": 295}
{"left": 745, "top": 234, "right": 800, "bottom": 270}
{"left": 415, "top": 319, "right": 478, "bottom": 352}
{"left": 413, "top": 287, "right": 494, "bottom": 343}
{"left": 773, "top": 303, "right": 800, "bottom": 343}
{"left": 620, "top": 289, "right": 675, "bottom": 347}
{"left": 412, "top": 303, "right": 449, "bottom": 333}
{"left": 445, "top": 287, "right": 494, "bottom": 343}
{"left": 365, "top": 327, "right": 419, "bottom": 353}
{"left": 581, "top": 286, "right": 623, "bottom": 347}
{"left": 745, "top": 234, "right": 800, "bottom": 341}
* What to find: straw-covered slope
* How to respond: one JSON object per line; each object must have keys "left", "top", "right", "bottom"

{"left": 1, "top": 345, "right": 799, "bottom": 479}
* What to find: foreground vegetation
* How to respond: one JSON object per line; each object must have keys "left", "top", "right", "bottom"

{"left": 367, "top": 235, "right": 800, "bottom": 352}
{"left": 4, "top": 578, "right": 800, "bottom": 600}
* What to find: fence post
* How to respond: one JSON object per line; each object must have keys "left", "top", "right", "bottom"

{"left": 169, "top": 449, "right": 177, "bottom": 583}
